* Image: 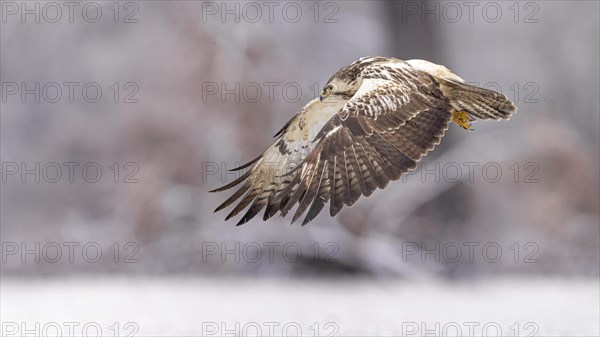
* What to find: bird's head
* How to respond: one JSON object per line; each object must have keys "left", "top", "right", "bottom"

{"left": 319, "top": 66, "right": 364, "bottom": 102}
{"left": 319, "top": 57, "right": 389, "bottom": 102}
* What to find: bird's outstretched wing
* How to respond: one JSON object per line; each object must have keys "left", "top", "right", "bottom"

{"left": 209, "top": 98, "right": 346, "bottom": 225}
{"left": 275, "top": 61, "right": 453, "bottom": 225}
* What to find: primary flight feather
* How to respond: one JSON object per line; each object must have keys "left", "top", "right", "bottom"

{"left": 210, "top": 57, "right": 516, "bottom": 226}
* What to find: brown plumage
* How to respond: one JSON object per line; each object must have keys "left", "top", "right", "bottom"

{"left": 210, "top": 57, "right": 516, "bottom": 225}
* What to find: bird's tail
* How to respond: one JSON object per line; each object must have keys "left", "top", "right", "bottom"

{"left": 405, "top": 59, "right": 515, "bottom": 129}
{"left": 439, "top": 78, "right": 517, "bottom": 121}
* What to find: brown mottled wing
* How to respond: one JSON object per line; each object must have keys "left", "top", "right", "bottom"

{"left": 276, "top": 62, "right": 453, "bottom": 225}
{"left": 209, "top": 98, "right": 342, "bottom": 226}
{"left": 208, "top": 116, "right": 306, "bottom": 226}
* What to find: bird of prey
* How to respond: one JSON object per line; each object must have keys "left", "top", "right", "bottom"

{"left": 210, "top": 57, "right": 516, "bottom": 226}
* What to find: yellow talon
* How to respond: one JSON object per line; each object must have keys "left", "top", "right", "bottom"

{"left": 452, "top": 110, "right": 474, "bottom": 130}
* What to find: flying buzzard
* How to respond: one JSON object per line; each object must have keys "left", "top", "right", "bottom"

{"left": 210, "top": 57, "right": 516, "bottom": 226}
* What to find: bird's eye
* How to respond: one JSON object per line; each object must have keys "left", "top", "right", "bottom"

{"left": 325, "top": 84, "right": 334, "bottom": 92}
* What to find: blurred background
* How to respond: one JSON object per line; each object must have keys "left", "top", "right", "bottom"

{"left": 1, "top": 0, "right": 598, "bottom": 335}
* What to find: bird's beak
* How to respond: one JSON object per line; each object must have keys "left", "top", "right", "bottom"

{"left": 319, "top": 92, "right": 328, "bottom": 102}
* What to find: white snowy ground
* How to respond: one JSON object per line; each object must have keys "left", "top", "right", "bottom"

{"left": 1, "top": 277, "right": 598, "bottom": 336}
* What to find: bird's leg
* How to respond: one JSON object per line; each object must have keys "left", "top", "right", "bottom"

{"left": 451, "top": 110, "right": 474, "bottom": 130}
